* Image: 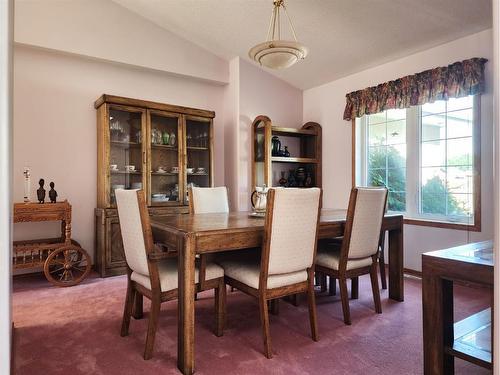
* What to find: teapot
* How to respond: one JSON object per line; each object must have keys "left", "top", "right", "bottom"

{"left": 251, "top": 185, "right": 269, "bottom": 213}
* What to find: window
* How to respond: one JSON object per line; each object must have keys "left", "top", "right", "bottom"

{"left": 355, "top": 95, "right": 480, "bottom": 230}
{"left": 366, "top": 109, "right": 407, "bottom": 212}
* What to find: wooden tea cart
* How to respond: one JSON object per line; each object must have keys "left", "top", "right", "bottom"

{"left": 13, "top": 201, "right": 91, "bottom": 287}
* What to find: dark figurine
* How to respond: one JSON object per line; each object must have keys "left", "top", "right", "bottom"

{"left": 49, "top": 182, "right": 58, "bottom": 203}
{"left": 37, "top": 179, "right": 46, "bottom": 204}
{"left": 287, "top": 169, "right": 297, "bottom": 187}
{"left": 295, "top": 167, "right": 306, "bottom": 187}
{"left": 304, "top": 172, "right": 313, "bottom": 188}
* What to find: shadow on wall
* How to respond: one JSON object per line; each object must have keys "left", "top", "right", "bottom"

{"left": 239, "top": 114, "right": 253, "bottom": 211}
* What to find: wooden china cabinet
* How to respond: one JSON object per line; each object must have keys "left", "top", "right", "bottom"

{"left": 94, "top": 94, "right": 214, "bottom": 277}
{"left": 252, "top": 115, "right": 322, "bottom": 189}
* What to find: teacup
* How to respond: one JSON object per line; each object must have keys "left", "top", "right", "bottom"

{"left": 110, "top": 164, "right": 118, "bottom": 171}
{"left": 186, "top": 167, "right": 195, "bottom": 174}
{"left": 171, "top": 166, "right": 179, "bottom": 173}
{"left": 157, "top": 166, "right": 167, "bottom": 173}
{"left": 125, "top": 165, "right": 136, "bottom": 172}
{"left": 197, "top": 167, "right": 206, "bottom": 173}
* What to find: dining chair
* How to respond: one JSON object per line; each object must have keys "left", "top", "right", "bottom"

{"left": 189, "top": 186, "right": 231, "bottom": 292}
{"left": 189, "top": 186, "right": 229, "bottom": 214}
{"left": 315, "top": 187, "right": 388, "bottom": 325}
{"left": 115, "top": 189, "right": 226, "bottom": 360}
{"left": 219, "top": 187, "right": 321, "bottom": 358}
{"left": 324, "top": 232, "right": 387, "bottom": 297}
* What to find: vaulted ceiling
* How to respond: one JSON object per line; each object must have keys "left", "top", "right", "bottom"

{"left": 113, "top": 0, "right": 492, "bottom": 89}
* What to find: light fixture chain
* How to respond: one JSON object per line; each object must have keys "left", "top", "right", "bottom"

{"left": 282, "top": 3, "right": 298, "bottom": 42}
{"left": 277, "top": 3, "right": 281, "bottom": 40}
{"left": 266, "top": 4, "right": 275, "bottom": 41}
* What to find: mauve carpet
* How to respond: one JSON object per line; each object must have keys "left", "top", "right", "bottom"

{"left": 13, "top": 273, "right": 490, "bottom": 374}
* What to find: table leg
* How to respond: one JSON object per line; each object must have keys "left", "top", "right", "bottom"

{"left": 388, "top": 217, "right": 404, "bottom": 301}
{"left": 351, "top": 277, "right": 359, "bottom": 299}
{"left": 178, "top": 234, "right": 196, "bottom": 375}
{"left": 422, "top": 262, "right": 454, "bottom": 374}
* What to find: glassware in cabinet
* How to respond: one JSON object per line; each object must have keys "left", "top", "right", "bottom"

{"left": 185, "top": 117, "right": 212, "bottom": 202}
{"left": 148, "top": 111, "right": 182, "bottom": 206}
{"left": 109, "top": 108, "right": 144, "bottom": 205}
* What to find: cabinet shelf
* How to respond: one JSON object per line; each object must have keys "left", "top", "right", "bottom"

{"left": 187, "top": 173, "right": 209, "bottom": 176}
{"left": 151, "top": 172, "right": 178, "bottom": 176}
{"left": 111, "top": 140, "right": 141, "bottom": 148}
{"left": 151, "top": 143, "right": 177, "bottom": 150}
{"left": 271, "top": 157, "right": 318, "bottom": 164}
{"left": 271, "top": 126, "right": 317, "bottom": 137}
{"left": 111, "top": 170, "right": 141, "bottom": 175}
{"left": 187, "top": 146, "right": 209, "bottom": 151}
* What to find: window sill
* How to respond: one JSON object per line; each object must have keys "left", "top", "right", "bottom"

{"left": 403, "top": 217, "right": 481, "bottom": 232}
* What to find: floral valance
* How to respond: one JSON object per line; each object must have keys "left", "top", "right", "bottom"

{"left": 343, "top": 57, "right": 488, "bottom": 121}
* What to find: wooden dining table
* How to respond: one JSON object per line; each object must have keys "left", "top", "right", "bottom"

{"left": 150, "top": 209, "right": 404, "bottom": 374}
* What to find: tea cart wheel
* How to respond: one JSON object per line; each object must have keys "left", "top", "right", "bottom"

{"left": 43, "top": 245, "right": 91, "bottom": 287}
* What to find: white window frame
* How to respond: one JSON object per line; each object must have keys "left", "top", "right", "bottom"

{"left": 354, "top": 96, "right": 481, "bottom": 231}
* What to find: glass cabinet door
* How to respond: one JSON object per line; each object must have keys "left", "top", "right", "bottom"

{"left": 185, "top": 116, "right": 212, "bottom": 203}
{"left": 148, "top": 111, "right": 181, "bottom": 206}
{"left": 254, "top": 120, "right": 266, "bottom": 188}
{"left": 109, "top": 106, "right": 145, "bottom": 206}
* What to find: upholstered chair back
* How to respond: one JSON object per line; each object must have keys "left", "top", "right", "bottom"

{"left": 190, "top": 186, "right": 229, "bottom": 213}
{"left": 266, "top": 188, "right": 321, "bottom": 275}
{"left": 345, "top": 187, "right": 387, "bottom": 260}
{"left": 115, "top": 189, "right": 150, "bottom": 276}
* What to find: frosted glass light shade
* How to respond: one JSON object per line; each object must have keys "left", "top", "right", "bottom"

{"left": 249, "top": 40, "right": 308, "bottom": 69}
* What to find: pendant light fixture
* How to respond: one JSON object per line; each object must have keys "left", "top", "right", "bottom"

{"left": 249, "top": 0, "right": 308, "bottom": 69}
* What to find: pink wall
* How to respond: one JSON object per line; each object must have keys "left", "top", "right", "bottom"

{"left": 234, "top": 59, "right": 303, "bottom": 210}
{"left": 13, "top": 45, "right": 226, "bottom": 261}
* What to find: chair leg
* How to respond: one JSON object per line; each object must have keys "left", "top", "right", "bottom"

{"left": 307, "top": 278, "right": 319, "bottom": 341}
{"left": 339, "top": 277, "right": 351, "bottom": 325}
{"left": 314, "top": 272, "right": 321, "bottom": 287}
{"left": 370, "top": 263, "right": 382, "bottom": 314}
{"left": 351, "top": 277, "right": 359, "bottom": 299}
{"left": 132, "top": 291, "right": 143, "bottom": 320}
{"left": 120, "top": 280, "right": 134, "bottom": 337}
{"left": 258, "top": 295, "right": 272, "bottom": 359}
{"left": 379, "top": 249, "right": 387, "bottom": 290}
{"left": 143, "top": 295, "right": 161, "bottom": 360}
{"left": 214, "top": 279, "right": 226, "bottom": 337}
{"left": 269, "top": 299, "right": 280, "bottom": 315}
{"left": 328, "top": 276, "right": 336, "bottom": 296}
{"left": 320, "top": 273, "right": 327, "bottom": 292}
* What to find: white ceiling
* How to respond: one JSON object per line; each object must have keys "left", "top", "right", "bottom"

{"left": 112, "top": 0, "right": 492, "bottom": 90}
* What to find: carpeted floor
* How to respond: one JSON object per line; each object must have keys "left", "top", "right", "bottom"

{"left": 13, "top": 272, "right": 490, "bottom": 375}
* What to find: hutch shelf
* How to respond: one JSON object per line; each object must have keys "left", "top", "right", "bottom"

{"left": 95, "top": 94, "right": 215, "bottom": 277}
{"left": 251, "top": 115, "right": 322, "bottom": 190}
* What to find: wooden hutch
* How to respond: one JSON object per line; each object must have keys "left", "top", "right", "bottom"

{"left": 95, "top": 94, "right": 215, "bottom": 277}
{"left": 252, "top": 115, "right": 322, "bottom": 189}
